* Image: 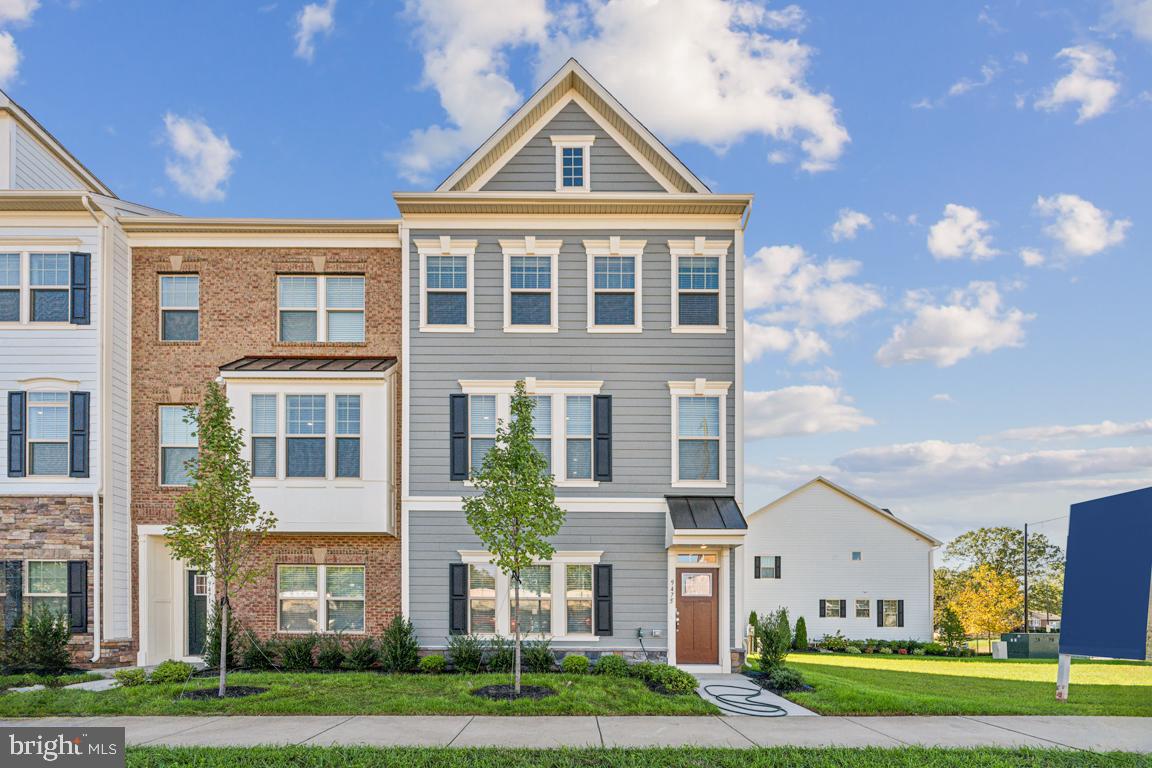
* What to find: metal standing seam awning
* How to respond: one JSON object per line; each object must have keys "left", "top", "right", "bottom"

{"left": 217, "top": 356, "right": 397, "bottom": 378}
{"left": 665, "top": 495, "right": 748, "bottom": 548}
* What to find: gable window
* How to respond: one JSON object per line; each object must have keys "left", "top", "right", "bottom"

{"left": 26, "top": 561, "right": 68, "bottom": 616}
{"left": 160, "top": 405, "right": 198, "bottom": 486}
{"left": 669, "top": 380, "right": 729, "bottom": 487}
{"left": 670, "top": 238, "right": 728, "bottom": 332}
{"left": 417, "top": 238, "right": 476, "bottom": 332}
{"left": 286, "top": 395, "right": 327, "bottom": 478}
{"left": 551, "top": 135, "right": 594, "bottom": 192}
{"left": 160, "top": 275, "right": 200, "bottom": 342}
{"left": 502, "top": 238, "right": 560, "bottom": 332}
{"left": 278, "top": 564, "right": 365, "bottom": 633}
{"left": 278, "top": 275, "right": 365, "bottom": 343}
{"left": 462, "top": 551, "right": 602, "bottom": 638}
{"left": 855, "top": 599, "right": 870, "bottom": 618}
{"left": 585, "top": 238, "right": 644, "bottom": 332}
{"left": 851, "top": 551, "right": 862, "bottom": 561}
{"left": 27, "top": 392, "right": 69, "bottom": 476}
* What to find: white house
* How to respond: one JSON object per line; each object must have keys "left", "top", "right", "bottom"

{"left": 741, "top": 477, "right": 941, "bottom": 643}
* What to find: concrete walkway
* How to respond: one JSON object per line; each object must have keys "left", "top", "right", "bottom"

{"left": 694, "top": 673, "right": 817, "bottom": 716}
{"left": 2, "top": 715, "right": 1149, "bottom": 752}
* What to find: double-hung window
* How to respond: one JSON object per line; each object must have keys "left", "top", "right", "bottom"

{"left": 335, "top": 394, "right": 361, "bottom": 478}
{"left": 669, "top": 380, "right": 729, "bottom": 486}
{"left": 286, "top": 395, "right": 327, "bottom": 477}
{"left": 551, "top": 135, "right": 594, "bottom": 192}
{"left": 0, "top": 253, "right": 19, "bottom": 322}
{"left": 159, "top": 275, "right": 200, "bottom": 341}
{"left": 670, "top": 238, "right": 728, "bottom": 332}
{"left": 468, "top": 394, "right": 497, "bottom": 473}
{"left": 529, "top": 395, "right": 552, "bottom": 474}
{"left": 585, "top": 239, "right": 643, "bottom": 331}
{"left": 278, "top": 275, "right": 365, "bottom": 342}
{"left": 502, "top": 238, "right": 560, "bottom": 332}
{"left": 250, "top": 392, "right": 366, "bottom": 481}
{"left": 756, "top": 556, "right": 779, "bottom": 579}
{"left": 250, "top": 394, "right": 278, "bottom": 478}
{"left": 26, "top": 561, "right": 68, "bottom": 616}
{"left": 823, "top": 599, "right": 844, "bottom": 618}
{"left": 27, "top": 392, "right": 69, "bottom": 476}
{"left": 159, "top": 405, "right": 198, "bottom": 486}
{"left": 468, "top": 564, "right": 497, "bottom": 633}
{"left": 880, "top": 600, "right": 902, "bottom": 628}
{"left": 30, "top": 253, "right": 70, "bottom": 322}
{"left": 855, "top": 599, "right": 871, "bottom": 619}
{"left": 565, "top": 564, "right": 593, "bottom": 634}
{"left": 417, "top": 238, "right": 476, "bottom": 331}
{"left": 564, "top": 395, "right": 592, "bottom": 481}
{"left": 0, "top": 251, "right": 89, "bottom": 325}
{"left": 512, "top": 564, "right": 552, "bottom": 634}
{"left": 463, "top": 553, "right": 601, "bottom": 638}
{"left": 277, "top": 564, "right": 365, "bottom": 633}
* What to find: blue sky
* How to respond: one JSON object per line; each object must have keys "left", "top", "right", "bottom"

{"left": 6, "top": 0, "right": 1150, "bottom": 543}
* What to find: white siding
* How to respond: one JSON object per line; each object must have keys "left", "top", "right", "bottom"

{"left": 12, "top": 124, "right": 85, "bottom": 190}
{"left": 104, "top": 221, "right": 132, "bottom": 638}
{"left": 742, "top": 482, "right": 936, "bottom": 642}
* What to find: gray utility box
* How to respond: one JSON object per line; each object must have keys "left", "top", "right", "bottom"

{"left": 1000, "top": 632, "right": 1060, "bottom": 659}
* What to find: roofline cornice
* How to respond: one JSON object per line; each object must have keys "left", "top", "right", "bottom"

{"left": 118, "top": 217, "right": 401, "bottom": 235}
{"left": 393, "top": 191, "right": 752, "bottom": 218}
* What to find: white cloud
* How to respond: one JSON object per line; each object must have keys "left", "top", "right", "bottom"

{"left": 743, "top": 321, "right": 830, "bottom": 365}
{"left": 162, "top": 114, "right": 239, "bottom": 202}
{"left": 745, "top": 245, "right": 883, "bottom": 327}
{"left": 1106, "top": 0, "right": 1152, "bottom": 42}
{"left": 876, "top": 281, "right": 1033, "bottom": 367}
{"left": 1034, "top": 193, "right": 1131, "bottom": 259}
{"left": 0, "top": 0, "right": 38, "bottom": 89}
{"left": 401, "top": 0, "right": 850, "bottom": 182}
{"left": 927, "top": 204, "right": 999, "bottom": 261}
{"left": 1019, "top": 247, "right": 1045, "bottom": 267}
{"left": 932, "top": 393, "right": 954, "bottom": 402}
{"left": 1035, "top": 45, "right": 1120, "bottom": 123}
{"left": 745, "top": 386, "right": 875, "bottom": 439}
{"left": 0, "top": 0, "right": 38, "bottom": 24}
{"left": 989, "top": 418, "right": 1152, "bottom": 442}
{"left": 947, "top": 60, "right": 1000, "bottom": 97}
{"left": 830, "top": 208, "right": 873, "bottom": 242}
{"left": 294, "top": 0, "right": 336, "bottom": 62}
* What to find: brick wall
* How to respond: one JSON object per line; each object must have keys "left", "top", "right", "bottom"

{"left": 131, "top": 246, "right": 403, "bottom": 655}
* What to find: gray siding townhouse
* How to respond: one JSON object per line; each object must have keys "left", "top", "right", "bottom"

{"left": 399, "top": 60, "right": 752, "bottom": 670}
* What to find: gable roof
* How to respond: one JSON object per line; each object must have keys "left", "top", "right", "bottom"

{"left": 0, "top": 90, "right": 114, "bottom": 197}
{"left": 436, "top": 59, "right": 709, "bottom": 195}
{"left": 749, "top": 476, "right": 942, "bottom": 547}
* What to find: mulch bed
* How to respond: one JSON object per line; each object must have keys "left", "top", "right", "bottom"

{"left": 178, "top": 686, "right": 268, "bottom": 700}
{"left": 471, "top": 684, "right": 556, "bottom": 701}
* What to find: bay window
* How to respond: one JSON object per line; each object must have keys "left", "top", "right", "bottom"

{"left": 286, "top": 394, "right": 326, "bottom": 477}
{"left": 249, "top": 392, "right": 364, "bottom": 481}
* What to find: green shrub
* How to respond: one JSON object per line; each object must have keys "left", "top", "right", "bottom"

{"left": 279, "top": 635, "right": 318, "bottom": 671}
{"left": 628, "top": 662, "right": 697, "bottom": 695}
{"left": 843, "top": 645, "right": 862, "bottom": 654}
{"left": 379, "top": 615, "right": 420, "bottom": 673}
{"left": 0, "top": 622, "right": 26, "bottom": 670}
{"left": 203, "top": 604, "right": 241, "bottom": 670}
{"left": 560, "top": 654, "right": 589, "bottom": 675}
{"left": 792, "top": 616, "right": 808, "bottom": 651}
{"left": 113, "top": 668, "right": 148, "bottom": 687}
{"left": 878, "top": 646, "right": 894, "bottom": 655}
{"left": 522, "top": 638, "right": 555, "bottom": 673}
{"left": 242, "top": 635, "right": 279, "bottom": 670}
{"left": 316, "top": 635, "right": 346, "bottom": 671}
{"left": 766, "top": 666, "right": 805, "bottom": 692}
{"left": 486, "top": 636, "right": 514, "bottom": 673}
{"left": 593, "top": 653, "right": 629, "bottom": 677}
{"left": 21, "top": 606, "right": 71, "bottom": 674}
{"left": 447, "top": 633, "right": 483, "bottom": 674}
{"left": 911, "top": 647, "right": 926, "bottom": 656}
{"left": 922, "top": 642, "right": 947, "bottom": 656}
{"left": 150, "top": 660, "right": 194, "bottom": 684}
{"left": 344, "top": 636, "right": 378, "bottom": 671}
{"left": 938, "top": 605, "right": 966, "bottom": 651}
{"left": 755, "top": 608, "right": 792, "bottom": 672}
{"left": 820, "top": 630, "right": 849, "bottom": 652}
{"left": 419, "top": 654, "right": 446, "bottom": 674}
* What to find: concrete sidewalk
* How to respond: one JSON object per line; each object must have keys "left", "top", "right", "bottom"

{"left": 2, "top": 715, "right": 1149, "bottom": 752}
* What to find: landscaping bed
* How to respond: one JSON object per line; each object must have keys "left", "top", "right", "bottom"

{"left": 0, "top": 671, "right": 104, "bottom": 692}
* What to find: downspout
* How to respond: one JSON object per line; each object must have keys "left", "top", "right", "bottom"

{"left": 81, "top": 194, "right": 105, "bottom": 662}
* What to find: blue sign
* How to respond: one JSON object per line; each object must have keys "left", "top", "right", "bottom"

{"left": 1060, "top": 487, "right": 1152, "bottom": 660}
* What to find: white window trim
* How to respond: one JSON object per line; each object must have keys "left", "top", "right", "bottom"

{"left": 417, "top": 237, "right": 476, "bottom": 333}
{"left": 277, "top": 274, "right": 366, "bottom": 343}
{"left": 459, "top": 378, "right": 603, "bottom": 487}
{"left": 25, "top": 390, "right": 71, "bottom": 478}
{"left": 276, "top": 564, "right": 366, "bottom": 634}
{"left": 879, "top": 599, "right": 900, "bottom": 628}
{"left": 855, "top": 598, "right": 871, "bottom": 619}
{"left": 264, "top": 392, "right": 363, "bottom": 482}
{"left": 755, "top": 555, "right": 779, "bottom": 579}
{"left": 459, "top": 550, "right": 602, "bottom": 640}
{"left": 500, "top": 237, "right": 561, "bottom": 333}
{"left": 0, "top": 249, "right": 77, "bottom": 328}
{"left": 25, "top": 559, "right": 68, "bottom": 612}
{"left": 585, "top": 237, "right": 644, "bottom": 333}
{"left": 158, "top": 405, "right": 198, "bottom": 487}
{"left": 823, "top": 598, "right": 844, "bottom": 619}
{"left": 669, "top": 237, "right": 729, "bottom": 333}
{"left": 668, "top": 379, "right": 730, "bottom": 489}
{"left": 551, "top": 135, "right": 595, "bottom": 193}
{"left": 158, "top": 274, "right": 200, "bottom": 342}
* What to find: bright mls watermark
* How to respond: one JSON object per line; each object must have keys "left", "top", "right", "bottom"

{"left": 2, "top": 728, "right": 124, "bottom": 767}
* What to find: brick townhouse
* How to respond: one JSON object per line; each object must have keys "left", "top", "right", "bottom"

{"left": 124, "top": 219, "right": 404, "bottom": 664}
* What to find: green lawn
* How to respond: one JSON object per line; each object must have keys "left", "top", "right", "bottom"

{"left": 0, "top": 672, "right": 103, "bottom": 692}
{"left": 125, "top": 747, "right": 1152, "bottom": 768}
{"left": 0, "top": 672, "right": 717, "bottom": 716}
{"left": 781, "top": 654, "right": 1152, "bottom": 716}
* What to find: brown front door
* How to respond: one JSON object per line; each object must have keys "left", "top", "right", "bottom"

{"left": 675, "top": 568, "right": 718, "bottom": 664}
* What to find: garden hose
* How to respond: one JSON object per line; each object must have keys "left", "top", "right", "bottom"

{"left": 701, "top": 683, "right": 790, "bottom": 717}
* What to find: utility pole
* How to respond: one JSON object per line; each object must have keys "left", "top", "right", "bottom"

{"left": 1023, "top": 523, "right": 1029, "bottom": 632}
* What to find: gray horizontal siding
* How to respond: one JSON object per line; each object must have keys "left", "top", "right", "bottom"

{"left": 13, "top": 126, "right": 85, "bottom": 190}
{"left": 409, "top": 229, "right": 736, "bottom": 499}
{"left": 409, "top": 508, "right": 668, "bottom": 650}
{"left": 482, "top": 101, "right": 665, "bottom": 193}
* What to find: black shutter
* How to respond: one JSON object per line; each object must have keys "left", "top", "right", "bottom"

{"left": 69, "top": 392, "right": 90, "bottom": 478}
{"left": 818, "top": 600, "right": 826, "bottom": 618}
{"left": 70, "top": 252, "right": 91, "bottom": 325}
{"left": 67, "top": 560, "right": 87, "bottom": 634}
{"left": 449, "top": 394, "right": 468, "bottom": 480}
{"left": 897, "top": 600, "right": 905, "bottom": 628}
{"left": 7, "top": 391, "right": 25, "bottom": 477}
{"left": 448, "top": 563, "right": 467, "bottom": 634}
{"left": 877, "top": 600, "right": 883, "bottom": 628}
{"left": 593, "top": 395, "right": 612, "bottom": 481}
{"left": 2, "top": 561, "right": 22, "bottom": 631}
{"left": 840, "top": 599, "right": 846, "bottom": 619}
{"left": 594, "top": 564, "right": 613, "bottom": 636}
{"left": 774, "top": 555, "right": 782, "bottom": 580}
{"left": 753, "top": 556, "right": 761, "bottom": 579}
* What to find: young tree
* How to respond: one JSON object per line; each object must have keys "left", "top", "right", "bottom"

{"left": 754, "top": 607, "right": 792, "bottom": 673}
{"left": 938, "top": 605, "right": 967, "bottom": 652}
{"left": 933, "top": 566, "right": 969, "bottom": 628}
{"left": 463, "top": 380, "right": 564, "bottom": 695}
{"left": 944, "top": 527, "right": 1064, "bottom": 588}
{"left": 165, "top": 382, "right": 276, "bottom": 697}
{"left": 950, "top": 563, "right": 1022, "bottom": 647}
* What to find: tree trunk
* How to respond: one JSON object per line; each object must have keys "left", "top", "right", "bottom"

{"left": 513, "top": 571, "right": 521, "bottom": 696}
{"left": 218, "top": 597, "right": 229, "bottom": 698}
